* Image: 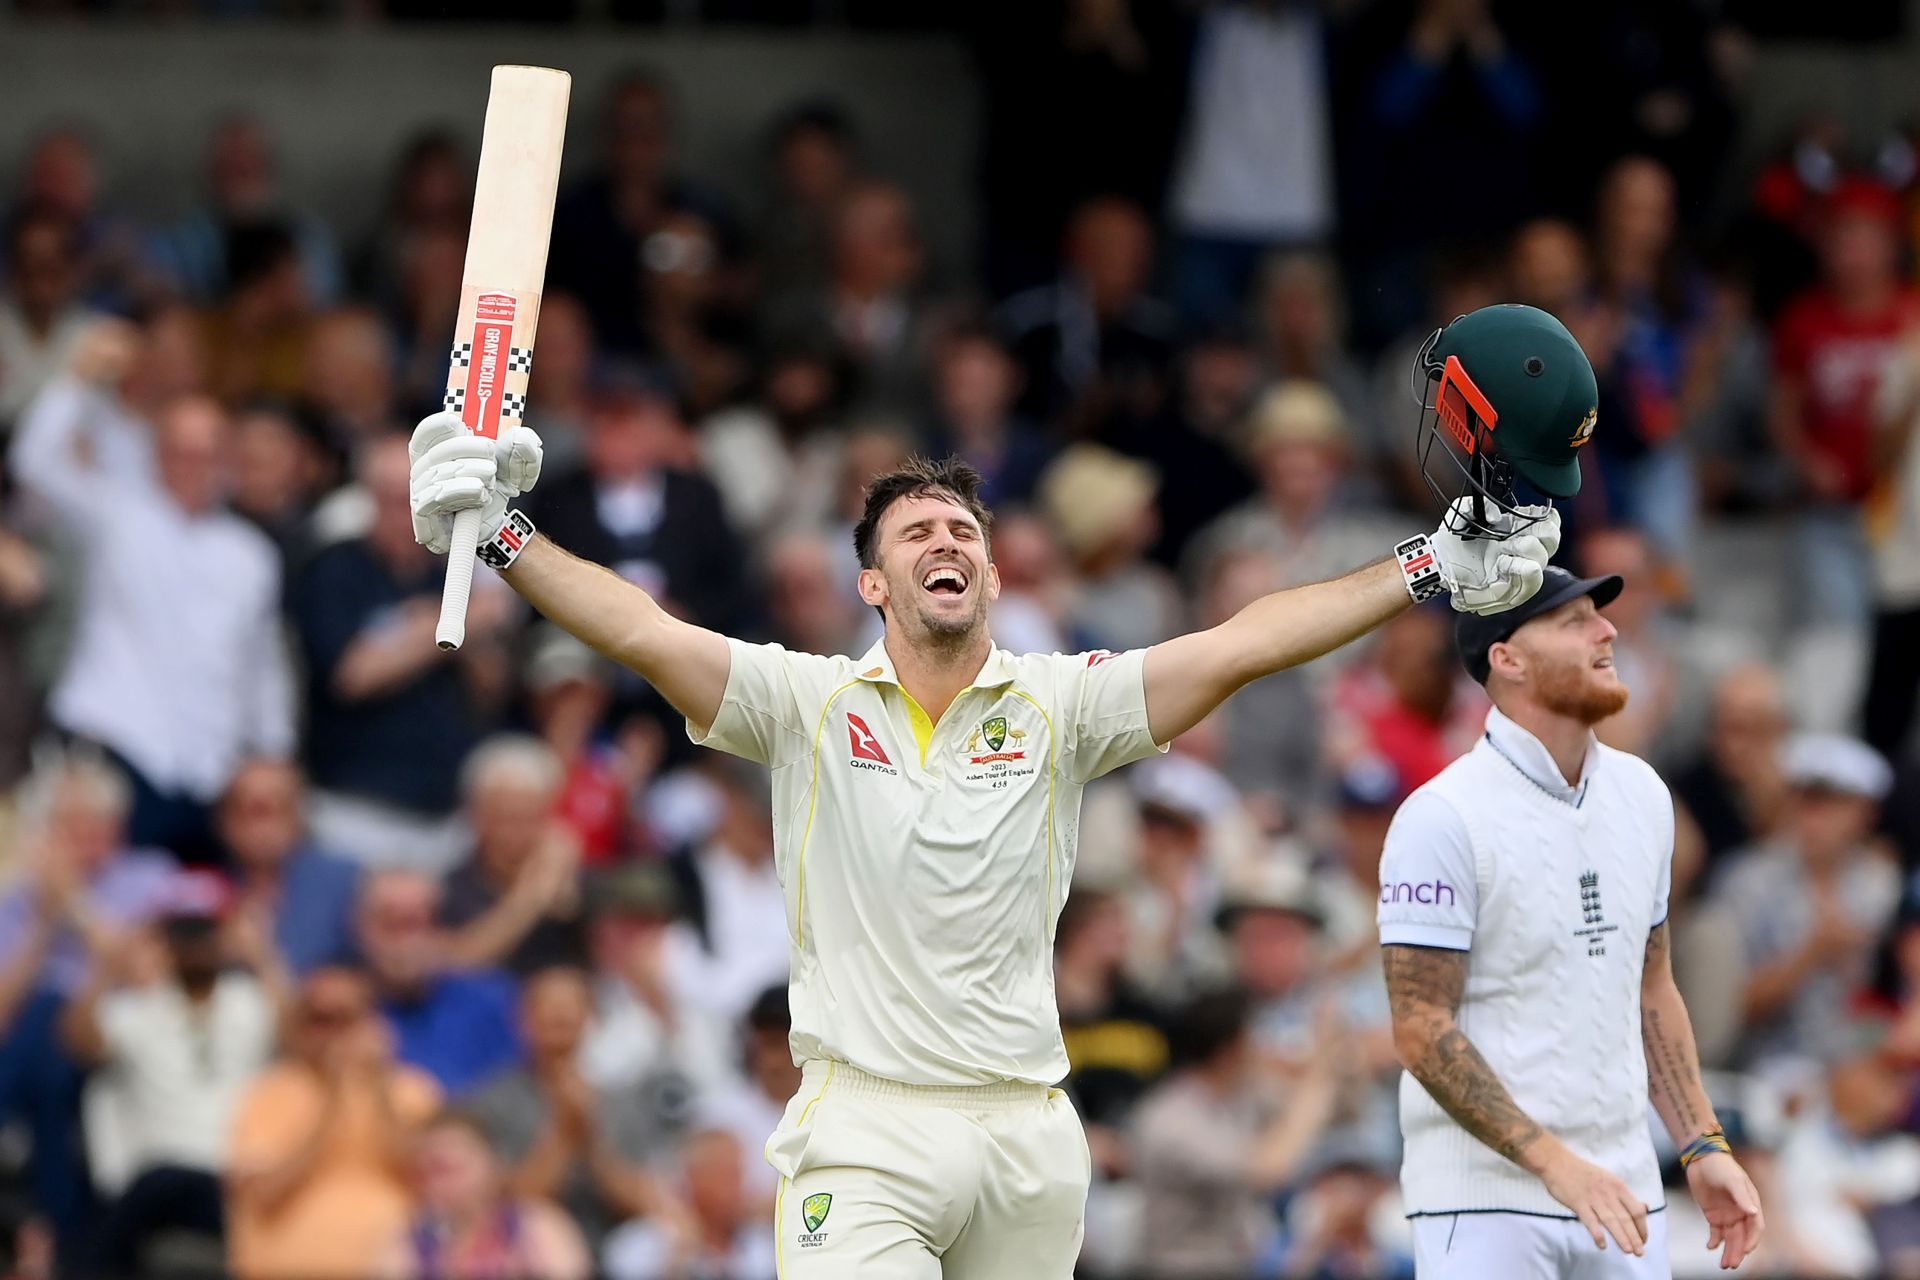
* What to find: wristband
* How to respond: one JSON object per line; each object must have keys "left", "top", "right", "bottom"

{"left": 478, "top": 509, "right": 536, "bottom": 571}
{"left": 1394, "top": 534, "right": 1446, "bottom": 603}
{"left": 1677, "top": 1126, "right": 1732, "bottom": 1169}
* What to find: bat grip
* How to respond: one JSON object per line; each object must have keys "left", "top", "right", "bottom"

{"left": 436, "top": 509, "right": 484, "bottom": 650}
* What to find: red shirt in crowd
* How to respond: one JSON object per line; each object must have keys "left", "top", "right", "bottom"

{"left": 1772, "top": 285, "right": 1920, "bottom": 503}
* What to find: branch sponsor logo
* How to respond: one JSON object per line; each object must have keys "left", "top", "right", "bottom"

{"left": 1380, "top": 879, "right": 1456, "bottom": 907}
{"left": 847, "top": 713, "right": 897, "bottom": 774}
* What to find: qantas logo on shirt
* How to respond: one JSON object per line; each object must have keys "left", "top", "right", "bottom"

{"left": 847, "top": 713, "right": 897, "bottom": 774}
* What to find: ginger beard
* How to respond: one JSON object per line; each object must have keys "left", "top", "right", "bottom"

{"left": 1507, "top": 615, "right": 1631, "bottom": 727}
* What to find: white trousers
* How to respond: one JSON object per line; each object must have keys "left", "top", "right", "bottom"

{"left": 1412, "top": 1210, "right": 1671, "bottom": 1280}
{"left": 764, "top": 1061, "right": 1091, "bottom": 1279}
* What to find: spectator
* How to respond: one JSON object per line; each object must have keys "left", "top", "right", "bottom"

{"left": 356, "top": 870, "right": 520, "bottom": 1096}
{"left": 439, "top": 736, "right": 588, "bottom": 978}
{"left": 1219, "top": 854, "right": 1333, "bottom": 1066}
{"left": 1130, "top": 986, "right": 1343, "bottom": 1278}
{"left": 983, "top": 509, "right": 1072, "bottom": 658}
{"left": 923, "top": 323, "right": 1052, "bottom": 507}
{"left": 9, "top": 128, "right": 156, "bottom": 313}
{"left": 1104, "top": 324, "right": 1260, "bottom": 566}
{"left": 601, "top": 1127, "right": 773, "bottom": 1280}
{"left": 998, "top": 195, "right": 1176, "bottom": 434}
{"left": 1771, "top": 177, "right": 1920, "bottom": 633}
{"left": 1344, "top": 0, "right": 1546, "bottom": 341}
{"left": 668, "top": 763, "right": 788, "bottom": 1031}
{"left": 524, "top": 628, "right": 647, "bottom": 867}
{"left": 1189, "top": 381, "right": 1406, "bottom": 597}
{"left": 289, "top": 435, "right": 513, "bottom": 872}
{"left": 1191, "top": 545, "right": 1324, "bottom": 830}
{"left": 200, "top": 221, "right": 316, "bottom": 406}
{"left": 764, "top": 526, "right": 870, "bottom": 658}
{"left": 579, "top": 865, "right": 729, "bottom": 1112}
{"left": 694, "top": 985, "right": 799, "bottom": 1214}
{"left": 151, "top": 114, "right": 343, "bottom": 308}
{"left": 299, "top": 307, "right": 399, "bottom": 453}
{"left": 10, "top": 327, "right": 294, "bottom": 863}
{"left": 1167, "top": 0, "right": 1336, "bottom": 327}
{"left": 218, "top": 758, "right": 361, "bottom": 977}
{"left": 1037, "top": 443, "right": 1182, "bottom": 651}
{"left": 636, "top": 203, "right": 747, "bottom": 417}
{"left": 549, "top": 72, "right": 731, "bottom": 358}
{"left": 698, "top": 341, "right": 850, "bottom": 544}
{"left": 1054, "top": 888, "right": 1169, "bottom": 1175}
{"left": 375, "top": 1110, "right": 590, "bottom": 1280}
{"left": 1251, "top": 254, "right": 1372, "bottom": 441}
{"left": 1123, "top": 754, "right": 1236, "bottom": 995}
{"left": 1716, "top": 734, "right": 1898, "bottom": 1069}
{"left": 1588, "top": 155, "right": 1710, "bottom": 560}
{"left": 1326, "top": 604, "right": 1487, "bottom": 794}
{"left": 1772, "top": 1043, "right": 1920, "bottom": 1278}
{"left": 228, "top": 403, "right": 328, "bottom": 564}
{"left": 1280, "top": 1157, "right": 1416, "bottom": 1280}
{"left": 527, "top": 372, "right": 752, "bottom": 641}
{"left": 226, "top": 966, "right": 441, "bottom": 1280}
{"left": 523, "top": 293, "right": 597, "bottom": 477}
{"left": 60, "top": 869, "right": 286, "bottom": 1273}
{"left": 0, "top": 209, "right": 98, "bottom": 432}
{"left": 1316, "top": 759, "right": 1406, "bottom": 965}
{"left": 389, "top": 225, "right": 467, "bottom": 414}
{"left": 353, "top": 130, "right": 472, "bottom": 315}
{"left": 0, "top": 756, "right": 175, "bottom": 1250}
{"left": 768, "top": 179, "right": 932, "bottom": 416}
{"left": 0, "top": 503, "right": 70, "bottom": 795}
{"left": 467, "top": 968, "right": 670, "bottom": 1251}
{"left": 754, "top": 101, "right": 861, "bottom": 310}
{"left": 1671, "top": 662, "right": 1792, "bottom": 868}
{"left": 1864, "top": 325, "right": 1920, "bottom": 764}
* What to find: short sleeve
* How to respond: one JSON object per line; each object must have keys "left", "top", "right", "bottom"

{"left": 686, "top": 639, "right": 830, "bottom": 768}
{"left": 1056, "top": 649, "right": 1169, "bottom": 783}
{"left": 1653, "top": 781, "right": 1676, "bottom": 928}
{"left": 1377, "top": 790, "right": 1479, "bottom": 951}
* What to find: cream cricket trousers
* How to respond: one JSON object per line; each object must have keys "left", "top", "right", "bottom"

{"left": 764, "top": 1060, "right": 1091, "bottom": 1279}
{"left": 1412, "top": 1209, "right": 1670, "bottom": 1279}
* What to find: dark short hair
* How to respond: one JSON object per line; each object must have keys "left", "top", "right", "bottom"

{"left": 851, "top": 455, "right": 992, "bottom": 571}
{"left": 1168, "top": 985, "right": 1252, "bottom": 1070}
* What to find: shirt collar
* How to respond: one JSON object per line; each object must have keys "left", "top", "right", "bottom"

{"left": 1482, "top": 705, "right": 1600, "bottom": 805}
{"left": 853, "top": 636, "right": 1017, "bottom": 691}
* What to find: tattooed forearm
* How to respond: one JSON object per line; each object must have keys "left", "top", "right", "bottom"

{"left": 1384, "top": 944, "right": 1546, "bottom": 1167}
{"left": 1641, "top": 922, "right": 1716, "bottom": 1141}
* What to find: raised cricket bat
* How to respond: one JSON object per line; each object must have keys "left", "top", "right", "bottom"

{"left": 435, "top": 65, "right": 571, "bottom": 650}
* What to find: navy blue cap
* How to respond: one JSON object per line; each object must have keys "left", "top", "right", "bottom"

{"left": 1454, "top": 566, "right": 1623, "bottom": 684}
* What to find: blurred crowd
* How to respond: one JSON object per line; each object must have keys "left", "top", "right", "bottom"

{"left": 5, "top": 1, "right": 1920, "bottom": 1277}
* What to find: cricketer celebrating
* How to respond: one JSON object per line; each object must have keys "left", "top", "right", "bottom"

{"left": 1378, "top": 574, "right": 1766, "bottom": 1269}
{"left": 409, "top": 304, "right": 1578, "bottom": 1277}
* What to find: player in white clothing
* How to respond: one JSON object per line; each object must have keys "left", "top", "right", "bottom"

{"left": 1379, "top": 566, "right": 1765, "bottom": 1277}
{"left": 405, "top": 305, "right": 1578, "bottom": 1277}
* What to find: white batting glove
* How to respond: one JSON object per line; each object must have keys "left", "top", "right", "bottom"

{"left": 1432, "top": 500, "right": 1560, "bottom": 616}
{"left": 408, "top": 411, "right": 544, "bottom": 555}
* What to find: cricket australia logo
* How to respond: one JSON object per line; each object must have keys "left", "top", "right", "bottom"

{"left": 1575, "top": 870, "right": 1615, "bottom": 957}
{"left": 798, "top": 1192, "right": 833, "bottom": 1248}
{"left": 963, "top": 716, "right": 1028, "bottom": 766}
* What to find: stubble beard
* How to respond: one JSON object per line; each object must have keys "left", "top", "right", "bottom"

{"left": 1534, "top": 657, "right": 1632, "bottom": 726}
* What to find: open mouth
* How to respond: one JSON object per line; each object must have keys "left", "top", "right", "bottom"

{"left": 921, "top": 566, "right": 968, "bottom": 597}
{"left": 1593, "top": 656, "right": 1614, "bottom": 671}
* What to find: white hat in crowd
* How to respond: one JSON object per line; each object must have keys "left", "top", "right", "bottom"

{"left": 1781, "top": 733, "right": 1893, "bottom": 802}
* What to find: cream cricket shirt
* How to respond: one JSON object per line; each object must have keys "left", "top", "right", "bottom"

{"left": 690, "top": 637, "right": 1166, "bottom": 1087}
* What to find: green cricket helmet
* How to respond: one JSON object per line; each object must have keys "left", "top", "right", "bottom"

{"left": 1410, "top": 303, "right": 1598, "bottom": 537}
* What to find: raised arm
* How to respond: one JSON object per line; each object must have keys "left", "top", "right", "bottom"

{"left": 408, "top": 412, "right": 733, "bottom": 736}
{"left": 1141, "top": 503, "right": 1558, "bottom": 745}
{"left": 1384, "top": 943, "right": 1648, "bottom": 1256}
{"left": 501, "top": 536, "right": 731, "bottom": 737}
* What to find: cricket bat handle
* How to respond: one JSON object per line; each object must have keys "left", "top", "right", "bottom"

{"left": 436, "top": 509, "right": 484, "bottom": 650}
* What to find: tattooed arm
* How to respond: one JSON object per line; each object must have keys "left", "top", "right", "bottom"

{"left": 1640, "top": 921, "right": 1718, "bottom": 1143}
{"left": 1382, "top": 943, "right": 1545, "bottom": 1164}
{"left": 1384, "top": 943, "right": 1651, "bottom": 1255}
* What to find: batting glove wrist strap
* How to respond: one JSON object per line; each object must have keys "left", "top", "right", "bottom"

{"left": 478, "top": 509, "right": 536, "bottom": 571}
{"left": 1678, "top": 1126, "right": 1732, "bottom": 1169}
{"left": 1395, "top": 534, "right": 1447, "bottom": 603}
